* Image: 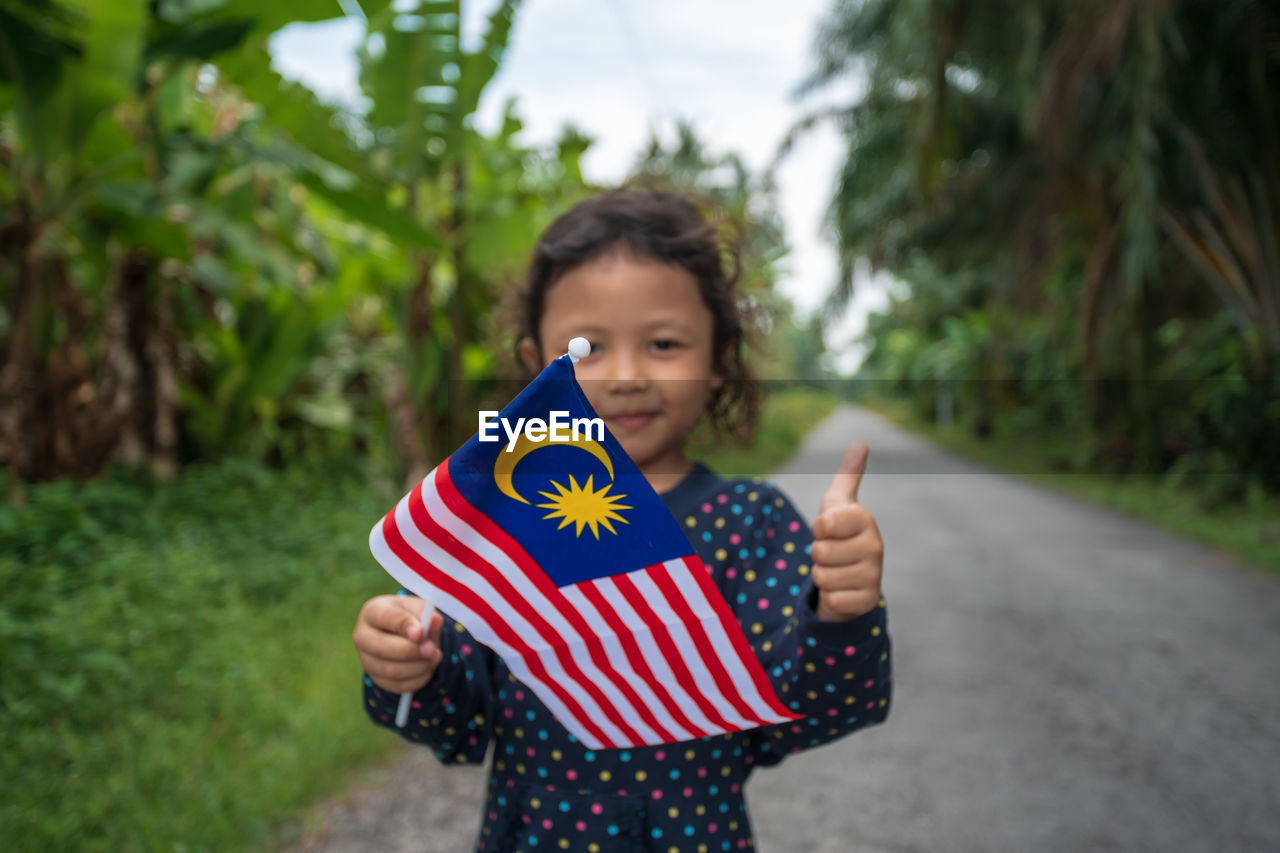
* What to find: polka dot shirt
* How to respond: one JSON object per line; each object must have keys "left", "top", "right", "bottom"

{"left": 364, "top": 462, "right": 892, "bottom": 851}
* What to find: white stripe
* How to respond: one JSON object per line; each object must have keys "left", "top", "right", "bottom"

{"left": 369, "top": 514, "right": 606, "bottom": 749}
{"left": 394, "top": 490, "right": 627, "bottom": 745}
{"left": 592, "top": 576, "right": 723, "bottom": 738}
{"left": 421, "top": 472, "right": 662, "bottom": 745}
{"left": 559, "top": 585, "right": 693, "bottom": 743}
{"left": 628, "top": 569, "right": 758, "bottom": 731}
{"left": 662, "top": 559, "right": 794, "bottom": 725}
{"left": 369, "top": 490, "right": 436, "bottom": 604}
{"left": 390, "top": 493, "right": 628, "bottom": 748}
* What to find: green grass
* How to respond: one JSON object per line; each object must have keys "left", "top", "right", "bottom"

{"left": 691, "top": 386, "right": 837, "bottom": 477}
{"left": 862, "top": 395, "right": 1280, "bottom": 574}
{"left": 0, "top": 459, "right": 404, "bottom": 851}
{"left": 0, "top": 390, "right": 841, "bottom": 851}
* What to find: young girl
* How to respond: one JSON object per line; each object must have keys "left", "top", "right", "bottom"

{"left": 352, "top": 188, "right": 891, "bottom": 852}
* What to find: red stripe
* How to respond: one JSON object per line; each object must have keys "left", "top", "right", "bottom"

{"left": 433, "top": 462, "right": 677, "bottom": 743}
{"left": 576, "top": 579, "right": 712, "bottom": 741}
{"left": 412, "top": 471, "right": 646, "bottom": 745}
{"left": 648, "top": 561, "right": 772, "bottom": 727}
{"left": 681, "top": 555, "right": 796, "bottom": 719}
{"left": 408, "top": 474, "right": 642, "bottom": 746}
{"left": 611, "top": 572, "right": 738, "bottom": 734}
{"left": 380, "top": 503, "right": 615, "bottom": 748}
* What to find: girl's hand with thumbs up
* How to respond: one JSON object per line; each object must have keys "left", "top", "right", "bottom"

{"left": 810, "top": 441, "right": 884, "bottom": 622}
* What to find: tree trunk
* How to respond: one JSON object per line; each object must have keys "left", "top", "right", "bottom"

{"left": 1, "top": 204, "right": 132, "bottom": 486}
{"left": 389, "top": 366, "right": 431, "bottom": 487}
{"left": 101, "top": 251, "right": 147, "bottom": 466}
{"left": 42, "top": 256, "right": 123, "bottom": 479}
{"left": 151, "top": 271, "right": 178, "bottom": 479}
{"left": 447, "top": 161, "right": 467, "bottom": 446}
{"left": 0, "top": 203, "right": 37, "bottom": 498}
{"left": 392, "top": 254, "right": 436, "bottom": 486}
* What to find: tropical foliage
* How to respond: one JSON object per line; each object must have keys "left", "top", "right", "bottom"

{"left": 0, "top": 0, "right": 813, "bottom": 495}
{"left": 0, "top": 0, "right": 600, "bottom": 491}
{"left": 797, "top": 0, "right": 1280, "bottom": 497}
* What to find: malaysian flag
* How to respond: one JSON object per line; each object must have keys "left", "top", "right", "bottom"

{"left": 368, "top": 354, "right": 799, "bottom": 749}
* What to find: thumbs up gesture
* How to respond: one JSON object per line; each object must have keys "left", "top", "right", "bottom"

{"left": 810, "top": 441, "right": 884, "bottom": 622}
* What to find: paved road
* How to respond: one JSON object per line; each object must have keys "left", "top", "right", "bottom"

{"left": 291, "top": 406, "right": 1280, "bottom": 852}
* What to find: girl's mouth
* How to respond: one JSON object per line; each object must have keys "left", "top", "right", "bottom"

{"left": 610, "top": 412, "right": 656, "bottom": 431}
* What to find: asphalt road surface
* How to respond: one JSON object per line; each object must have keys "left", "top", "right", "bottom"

{"left": 290, "top": 406, "right": 1280, "bottom": 853}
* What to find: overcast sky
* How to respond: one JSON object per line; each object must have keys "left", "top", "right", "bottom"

{"left": 270, "top": 0, "right": 888, "bottom": 367}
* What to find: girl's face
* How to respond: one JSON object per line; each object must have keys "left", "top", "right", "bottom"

{"left": 523, "top": 250, "right": 722, "bottom": 489}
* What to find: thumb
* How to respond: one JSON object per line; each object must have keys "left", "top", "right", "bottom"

{"left": 819, "top": 441, "right": 869, "bottom": 514}
{"left": 390, "top": 595, "right": 428, "bottom": 640}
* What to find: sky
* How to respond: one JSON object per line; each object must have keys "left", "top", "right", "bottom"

{"left": 270, "top": 0, "right": 889, "bottom": 369}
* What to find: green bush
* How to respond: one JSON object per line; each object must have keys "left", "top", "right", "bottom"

{"left": 0, "top": 459, "right": 400, "bottom": 851}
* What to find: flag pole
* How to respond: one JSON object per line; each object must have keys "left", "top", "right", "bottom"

{"left": 394, "top": 338, "right": 589, "bottom": 729}
{"left": 395, "top": 589, "right": 433, "bottom": 728}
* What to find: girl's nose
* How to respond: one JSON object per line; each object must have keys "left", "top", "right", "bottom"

{"left": 603, "top": 349, "right": 650, "bottom": 389}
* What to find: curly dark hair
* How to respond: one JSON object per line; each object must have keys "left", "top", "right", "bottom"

{"left": 516, "top": 185, "right": 759, "bottom": 440}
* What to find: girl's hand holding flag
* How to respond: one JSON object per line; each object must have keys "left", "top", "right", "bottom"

{"left": 354, "top": 594, "right": 445, "bottom": 695}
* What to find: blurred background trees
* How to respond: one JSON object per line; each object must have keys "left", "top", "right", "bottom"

{"left": 799, "top": 0, "right": 1279, "bottom": 498}
{"left": 3, "top": 0, "right": 1276, "bottom": 496}
{"left": 0, "top": 0, "right": 808, "bottom": 494}
{"left": 631, "top": 119, "right": 837, "bottom": 383}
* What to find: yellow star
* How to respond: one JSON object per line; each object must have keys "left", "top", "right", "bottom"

{"left": 535, "top": 474, "right": 633, "bottom": 540}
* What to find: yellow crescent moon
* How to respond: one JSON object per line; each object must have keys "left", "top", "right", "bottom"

{"left": 494, "top": 433, "right": 614, "bottom": 504}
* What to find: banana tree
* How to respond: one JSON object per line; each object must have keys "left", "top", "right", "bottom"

{"left": 0, "top": 0, "right": 395, "bottom": 484}
{"left": 1, "top": 0, "right": 596, "bottom": 487}
{"left": 350, "top": 0, "right": 589, "bottom": 478}
{"left": 0, "top": 0, "right": 198, "bottom": 486}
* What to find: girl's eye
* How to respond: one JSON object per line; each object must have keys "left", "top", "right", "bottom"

{"left": 650, "top": 339, "right": 679, "bottom": 352}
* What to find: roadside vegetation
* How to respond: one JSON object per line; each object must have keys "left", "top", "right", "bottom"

{"left": 862, "top": 392, "right": 1280, "bottom": 575}
{"left": 795, "top": 1, "right": 1279, "bottom": 519}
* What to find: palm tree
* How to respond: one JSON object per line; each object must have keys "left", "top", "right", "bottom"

{"left": 788, "top": 0, "right": 1280, "bottom": 487}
